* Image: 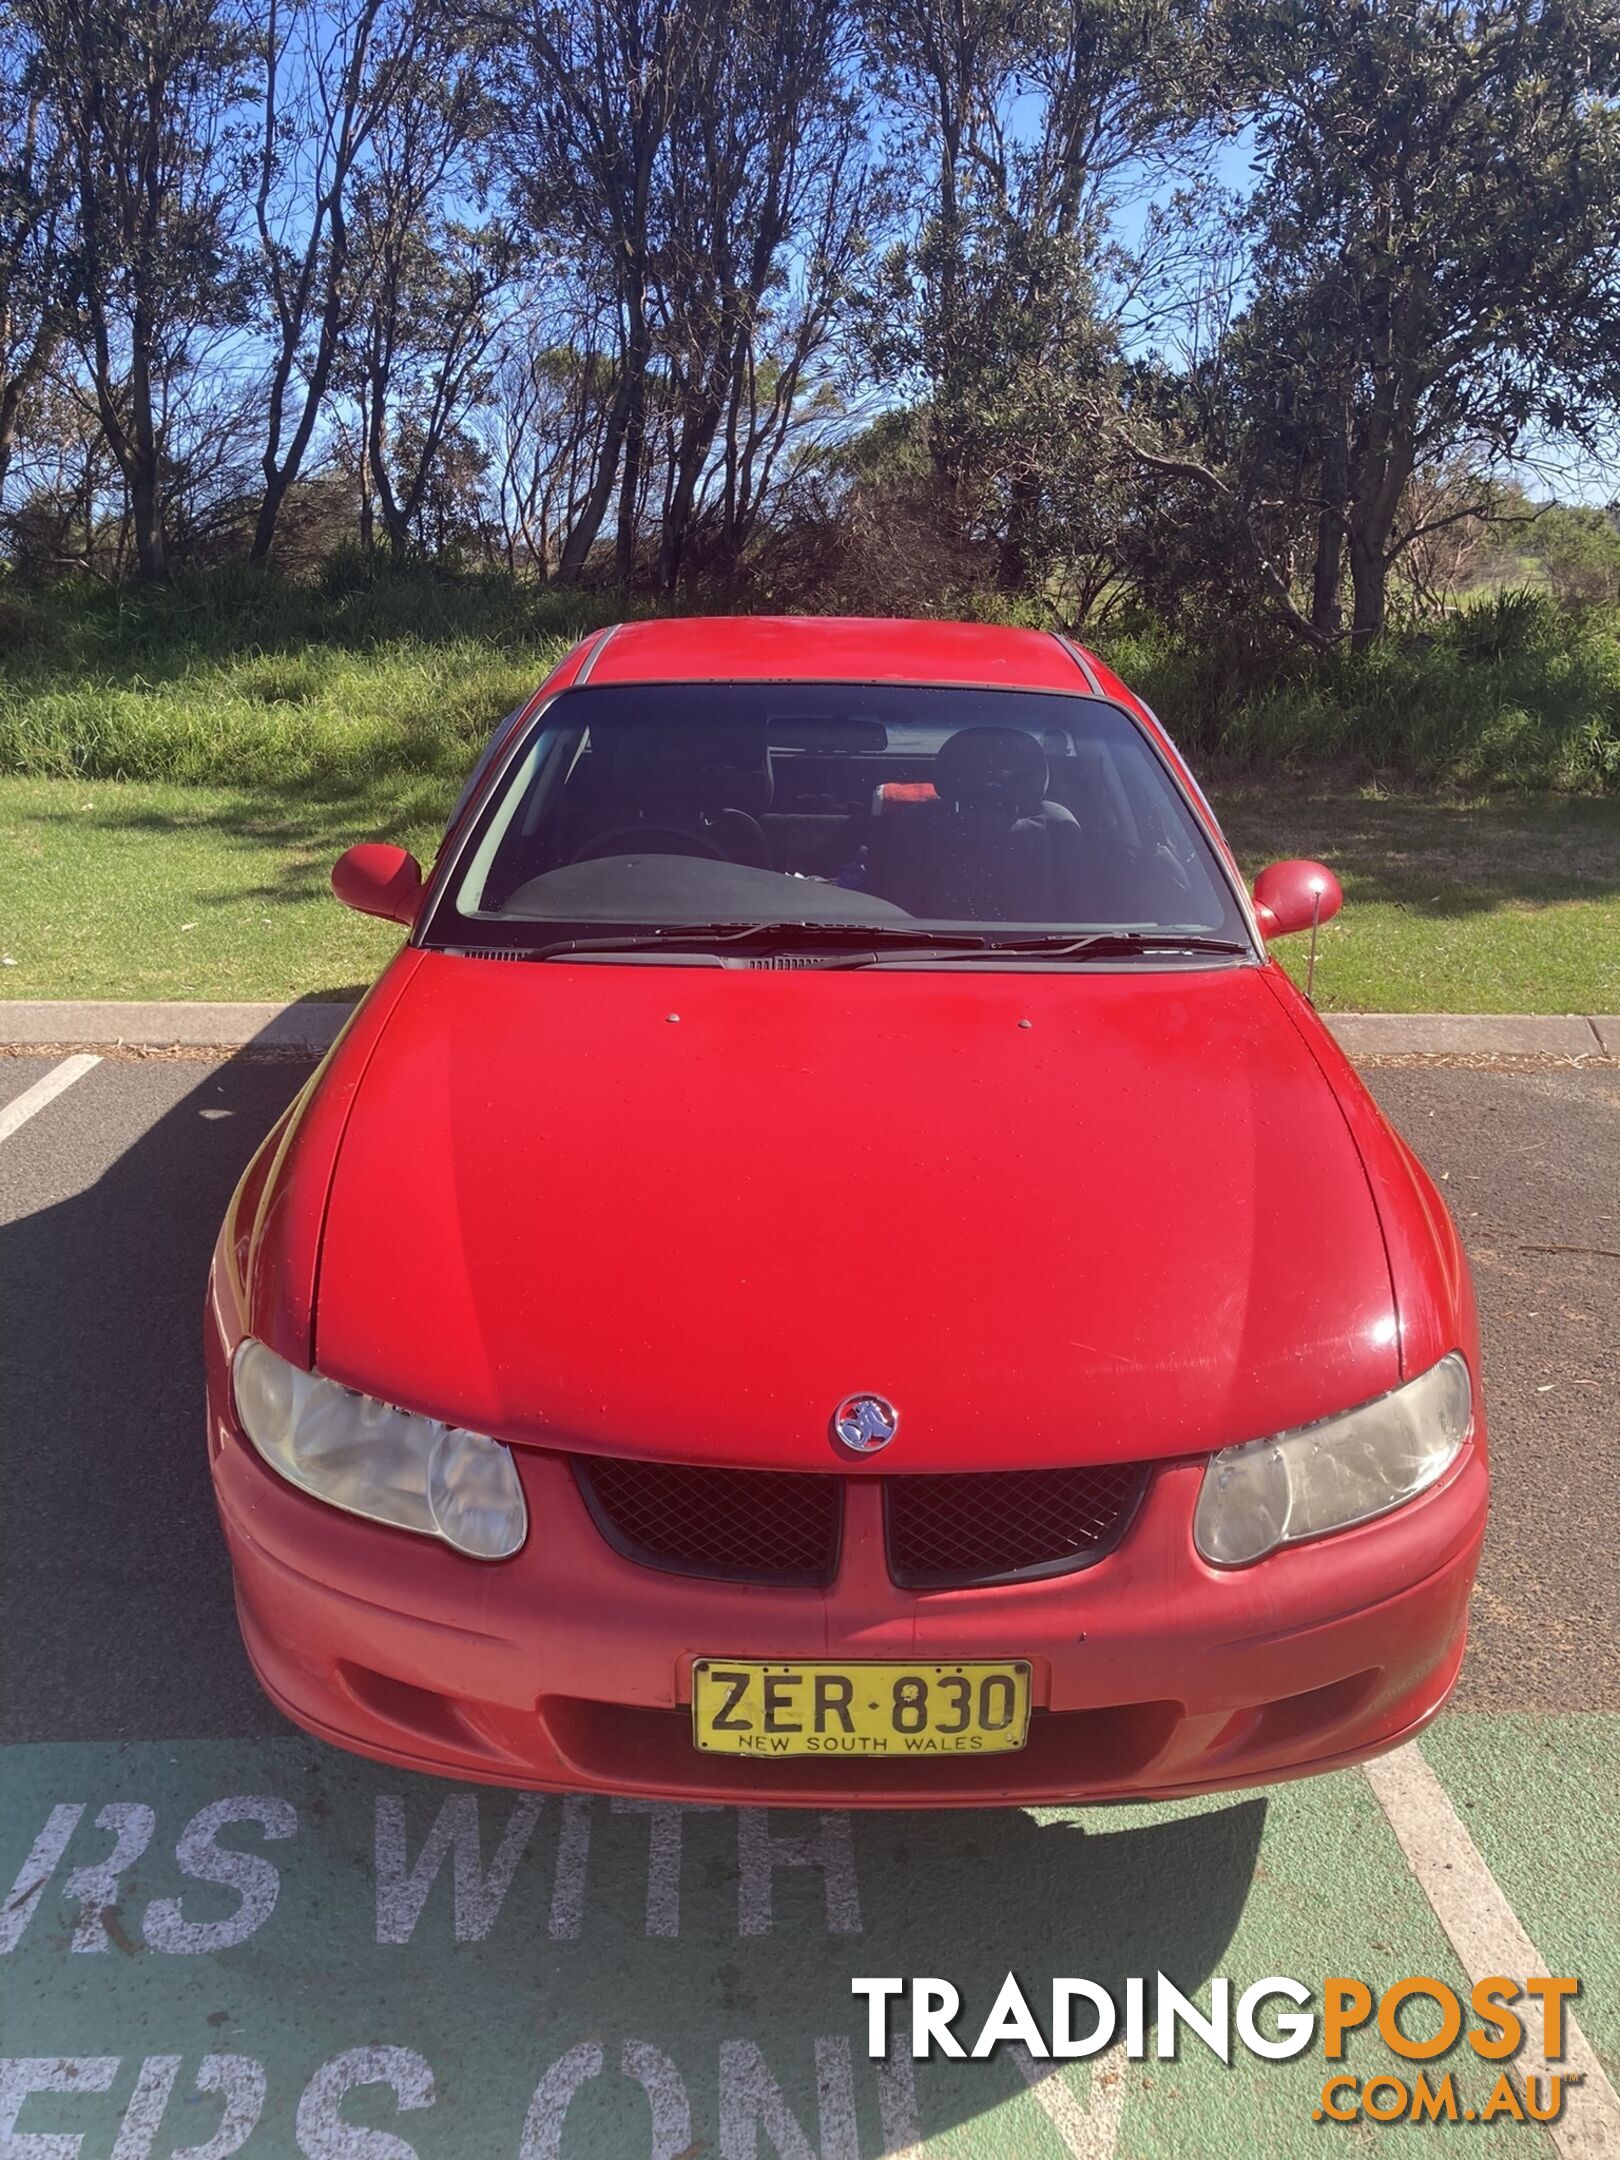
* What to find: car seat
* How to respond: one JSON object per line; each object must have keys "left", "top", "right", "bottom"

{"left": 866, "top": 725, "right": 1085, "bottom": 920}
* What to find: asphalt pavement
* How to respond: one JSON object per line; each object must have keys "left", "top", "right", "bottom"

{"left": 1, "top": 1047, "right": 1616, "bottom": 2158}
{"left": 1368, "top": 1065, "right": 1620, "bottom": 1711}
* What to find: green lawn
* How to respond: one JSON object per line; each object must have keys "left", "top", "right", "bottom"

{"left": 1214, "top": 778, "right": 1620, "bottom": 1013}
{"left": 3, "top": 772, "right": 1616, "bottom": 1011}
{"left": 0, "top": 774, "right": 442, "bottom": 1002}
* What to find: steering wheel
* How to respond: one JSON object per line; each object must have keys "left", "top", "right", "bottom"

{"left": 570, "top": 826, "right": 727, "bottom": 865}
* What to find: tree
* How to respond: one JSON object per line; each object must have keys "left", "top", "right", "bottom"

{"left": 0, "top": 9, "right": 69, "bottom": 505}
{"left": 341, "top": 44, "right": 516, "bottom": 553}
{"left": 496, "top": 0, "right": 718, "bottom": 585}
{"left": 488, "top": 0, "right": 865, "bottom": 589}
{"left": 1524, "top": 500, "right": 1620, "bottom": 605}
{"left": 247, "top": 0, "right": 435, "bottom": 563}
{"left": 0, "top": 362, "right": 124, "bottom": 575}
{"left": 1231, "top": 0, "right": 1620, "bottom": 643}
{"left": 858, "top": 0, "right": 1214, "bottom": 594}
{"left": 651, "top": 0, "right": 869, "bottom": 588}
{"left": 20, "top": 0, "right": 250, "bottom": 578}
{"left": 477, "top": 286, "right": 620, "bottom": 575}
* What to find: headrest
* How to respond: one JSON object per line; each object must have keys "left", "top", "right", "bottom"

{"left": 611, "top": 720, "right": 773, "bottom": 818}
{"left": 933, "top": 726, "right": 1048, "bottom": 816}
{"left": 875, "top": 781, "right": 938, "bottom": 811}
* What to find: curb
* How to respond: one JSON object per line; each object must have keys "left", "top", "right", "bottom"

{"left": 1327, "top": 1013, "right": 1614, "bottom": 1058}
{"left": 2, "top": 1001, "right": 1616, "bottom": 1059}
{"left": 0, "top": 1001, "right": 355, "bottom": 1052}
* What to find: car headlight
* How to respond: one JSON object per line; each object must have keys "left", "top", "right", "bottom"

{"left": 231, "top": 1338, "right": 527, "bottom": 1560}
{"left": 1193, "top": 1352, "right": 1472, "bottom": 1567}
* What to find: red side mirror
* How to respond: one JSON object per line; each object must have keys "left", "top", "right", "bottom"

{"left": 1252, "top": 859, "right": 1342, "bottom": 941}
{"left": 331, "top": 843, "right": 423, "bottom": 926}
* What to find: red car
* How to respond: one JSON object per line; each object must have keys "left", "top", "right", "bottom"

{"left": 206, "top": 616, "right": 1487, "bottom": 1805}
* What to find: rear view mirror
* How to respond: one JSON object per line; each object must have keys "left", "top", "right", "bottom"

{"left": 332, "top": 843, "right": 423, "bottom": 926}
{"left": 1252, "top": 859, "right": 1342, "bottom": 941}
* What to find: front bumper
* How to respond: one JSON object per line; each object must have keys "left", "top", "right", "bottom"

{"left": 207, "top": 1368, "right": 1488, "bottom": 1807}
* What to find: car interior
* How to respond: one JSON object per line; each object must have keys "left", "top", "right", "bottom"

{"left": 450, "top": 684, "right": 1241, "bottom": 935}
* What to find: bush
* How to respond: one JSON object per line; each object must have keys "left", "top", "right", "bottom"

{"left": 1521, "top": 505, "right": 1620, "bottom": 610}
{"left": 1445, "top": 587, "right": 1561, "bottom": 662}
{"left": 0, "top": 591, "right": 50, "bottom": 655}
{"left": 1177, "top": 603, "right": 1620, "bottom": 791}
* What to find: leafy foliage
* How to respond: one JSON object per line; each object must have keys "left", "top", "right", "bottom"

{"left": 1522, "top": 505, "right": 1620, "bottom": 607}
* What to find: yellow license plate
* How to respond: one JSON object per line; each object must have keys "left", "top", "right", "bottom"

{"left": 691, "top": 1659, "right": 1031, "bottom": 1757}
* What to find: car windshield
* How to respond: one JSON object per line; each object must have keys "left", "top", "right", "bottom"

{"left": 433, "top": 682, "right": 1251, "bottom": 959}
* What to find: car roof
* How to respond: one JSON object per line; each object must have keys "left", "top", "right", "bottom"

{"left": 579, "top": 615, "right": 1096, "bottom": 694}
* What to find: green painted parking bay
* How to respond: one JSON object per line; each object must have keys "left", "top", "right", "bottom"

{"left": 1419, "top": 1715, "right": 1620, "bottom": 2081}
{"left": 4, "top": 1733, "right": 1604, "bottom": 2157}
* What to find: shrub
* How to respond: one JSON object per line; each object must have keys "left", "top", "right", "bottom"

{"left": 1173, "top": 604, "right": 1620, "bottom": 791}
{"left": 1445, "top": 587, "right": 1560, "bottom": 662}
{"left": 0, "top": 591, "right": 49, "bottom": 655}
{"left": 1521, "top": 505, "right": 1620, "bottom": 609}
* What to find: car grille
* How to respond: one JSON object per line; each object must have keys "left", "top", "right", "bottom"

{"left": 573, "top": 1457, "right": 1148, "bottom": 1589}
{"left": 573, "top": 1457, "right": 840, "bottom": 1586}
{"left": 884, "top": 1465, "right": 1148, "bottom": 1587}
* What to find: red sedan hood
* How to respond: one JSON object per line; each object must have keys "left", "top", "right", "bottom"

{"left": 314, "top": 952, "right": 1397, "bottom": 1472}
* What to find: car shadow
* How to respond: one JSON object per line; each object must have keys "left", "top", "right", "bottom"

{"left": 0, "top": 1037, "right": 315, "bottom": 1743}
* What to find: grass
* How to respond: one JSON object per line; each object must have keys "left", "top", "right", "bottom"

{"left": 0, "top": 775, "right": 447, "bottom": 1001}
{"left": 0, "top": 558, "right": 602, "bottom": 788}
{"left": 4, "top": 563, "right": 1619, "bottom": 796}
{"left": 1214, "top": 778, "right": 1620, "bottom": 1014}
{"left": 2, "top": 771, "right": 1616, "bottom": 1011}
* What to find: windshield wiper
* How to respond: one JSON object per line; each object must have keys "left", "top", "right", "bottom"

{"left": 1005, "top": 929, "right": 1248, "bottom": 957}
{"left": 532, "top": 921, "right": 999, "bottom": 963}
{"left": 857, "top": 928, "right": 1253, "bottom": 964}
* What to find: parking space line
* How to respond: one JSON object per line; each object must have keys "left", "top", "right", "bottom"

{"left": 1365, "top": 1744, "right": 1620, "bottom": 2157}
{"left": 1015, "top": 2044, "right": 1127, "bottom": 2157}
{"left": 0, "top": 1053, "right": 100, "bottom": 1145}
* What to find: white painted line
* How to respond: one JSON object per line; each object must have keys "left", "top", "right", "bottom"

{"left": 1013, "top": 2044, "right": 1126, "bottom": 2159}
{"left": 1365, "top": 1743, "right": 1620, "bottom": 2158}
{"left": 0, "top": 1053, "right": 100, "bottom": 1145}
